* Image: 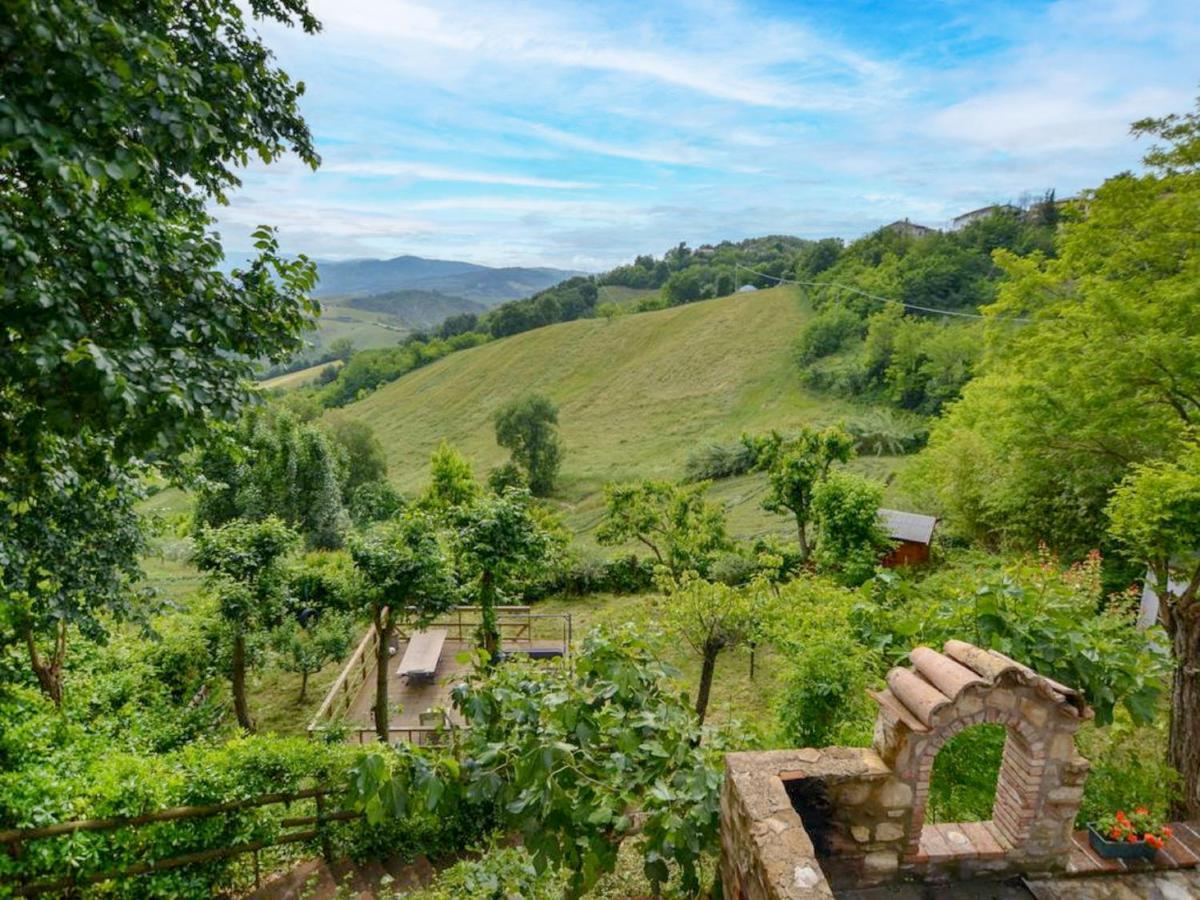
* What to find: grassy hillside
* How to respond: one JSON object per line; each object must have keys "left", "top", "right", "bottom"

{"left": 315, "top": 303, "right": 407, "bottom": 351}
{"left": 332, "top": 285, "right": 908, "bottom": 543}
{"left": 260, "top": 359, "right": 342, "bottom": 391}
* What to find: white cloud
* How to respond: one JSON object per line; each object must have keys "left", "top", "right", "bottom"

{"left": 323, "top": 160, "right": 594, "bottom": 189}
{"left": 301, "top": 0, "right": 902, "bottom": 111}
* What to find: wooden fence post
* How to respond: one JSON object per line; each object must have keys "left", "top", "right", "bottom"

{"left": 314, "top": 792, "right": 334, "bottom": 864}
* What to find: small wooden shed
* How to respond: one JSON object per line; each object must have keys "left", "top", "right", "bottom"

{"left": 878, "top": 508, "right": 937, "bottom": 567}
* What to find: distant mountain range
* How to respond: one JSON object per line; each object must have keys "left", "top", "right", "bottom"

{"left": 313, "top": 255, "right": 583, "bottom": 304}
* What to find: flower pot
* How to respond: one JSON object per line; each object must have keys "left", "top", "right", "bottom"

{"left": 1087, "top": 824, "right": 1159, "bottom": 861}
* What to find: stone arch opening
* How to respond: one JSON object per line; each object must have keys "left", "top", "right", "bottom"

{"left": 870, "top": 640, "right": 1092, "bottom": 872}
{"left": 909, "top": 708, "right": 1046, "bottom": 860}
{"left": 924, "top": 721, "right": 1006, "bottom": 825}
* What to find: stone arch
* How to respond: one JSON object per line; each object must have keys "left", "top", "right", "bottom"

{"left": 870, "top": 641, "right": 1093, "bottom": 873}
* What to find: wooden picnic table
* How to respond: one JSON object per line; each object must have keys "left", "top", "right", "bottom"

{"left": 396, "top": 628, "right": 447, "bottom": 682}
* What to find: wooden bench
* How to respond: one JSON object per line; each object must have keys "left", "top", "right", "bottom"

{"left": 396, "top": 629, "right": 447, "bottom": 682}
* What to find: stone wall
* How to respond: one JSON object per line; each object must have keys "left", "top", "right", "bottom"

{"left": 719, "top": 641, "right": 1094, "bottom": 898}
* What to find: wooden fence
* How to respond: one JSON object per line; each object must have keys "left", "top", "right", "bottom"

{"left": 0, "top": 786, "right": 352, "bottom": 897}
{"left": 306, "top": 606, "right": 383, "bottom": 733}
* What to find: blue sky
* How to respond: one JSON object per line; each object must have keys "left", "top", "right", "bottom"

{"left": 218, "top": 0, "right": 1199, "bottom": 270}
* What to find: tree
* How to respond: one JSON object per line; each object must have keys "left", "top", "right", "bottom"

{"left": 812, "top": 471, "right": 890, "bottom": 585}
{"left": 662, "top": 575, "right": 760, "bottom": 725}
{"left": 795, "top": 238, "right": 844, "bottom": 279}
{"left": 0, "top": 0, "right": 320, "bottom": 701}
{"left": 421, "top": 441, "right": 481, "bottom": 513}
{"left": 271, "top": 611, "right": 352, "bottom": 701}
{"left": 1, "top": 460, "right": 146, "bottom": 704}
{"left": 194, "top": 407, "right": 348, "bottom": 549}
{"left": 453, "top": 489, "right": 559, "bottom": 659}
{"left": 662, "top": 268, "right": 704, "bottom": 305}
{"left": 596, "top": 480, "right": 731, "bottom": 577}
{"left": 328, "top": 417, "right": 389, "bottom": 503}
{"left": 746, "top": 427, "right": 855, "bottom": 561}
{"left": 910, "top": 98, "right": 1200, "bottom": 554}
{"left": 493, "top": 394, "right": 563, "bottom": 497}
{"left": 350, "top": 514, "right": 455, "bottom": 742}
{"left": 1108, "top": 445, "right": 1200, "bottom": 818}
{"left": 347, "top": 480, "right": 405, "bottom": 527}
{"left": 194, "top": 517, "right": 298, "bottom": 731}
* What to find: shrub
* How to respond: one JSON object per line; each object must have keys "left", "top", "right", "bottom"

{"left": 682, "top": 441, "right": 756, "bottom": 482}
{"left": 405, "top": 845, "right": 563, "bottom": 900}
{"left": 526, "top": 553, "right": 655, "bottom": 600}
{"left": 767, "top": 578, "right": 878, "bottom": 748}
{"left": 845, "top": 409, "right": 929, "bottom": 456}
{"left": 775, "top": 630, "right": 876, "bottom": 748}
{"left": 793, "top": 306, "right": 865, "bottom": 364}
{"left": 347, "top": 480, "right": 406, "bottom": 527}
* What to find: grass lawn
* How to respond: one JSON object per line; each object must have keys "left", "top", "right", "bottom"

{"left": 533, "top": 591, "right": 788, "bottom": 744}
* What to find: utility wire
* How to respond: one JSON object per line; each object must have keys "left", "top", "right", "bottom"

{"left": 732, "top": 262, "right": 1031, "bottom": 323}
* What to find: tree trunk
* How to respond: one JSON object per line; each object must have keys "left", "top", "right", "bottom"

{"left": 695, "top": 643, "right": 721, "bottom": 727}
{"left": 795, "top": 515, "right": 810, "bottom": 563}
{"left": 479, "top": 572, "right": 500, "bottom": 663}
{"left": 374, "top": 607, "right": 393, "bottom": 744}
{"left": 1169, "top": 613, "right": 1200, "bottom": 819}
{"left": 298, "top": 669, "right": 309, "bottom": 702}
{"left": 24, "top": 623, "right": 65, "bottom": 706}
{"left": 232, "top": 632, "right": 254, "bottom": 732}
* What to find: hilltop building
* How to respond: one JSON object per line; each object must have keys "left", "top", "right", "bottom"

{"left": 950, "top": 204, "right": 1021, "bottom": 231}
{"left": 883, "top": 218, "right": 937, "bottom": 239}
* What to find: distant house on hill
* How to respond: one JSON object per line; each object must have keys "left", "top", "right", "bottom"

{"left": 883, "top": 218, "right": 936, "bottom": 239}
{"left": 878, "top": 508, "right": 937, "bottom": 566}
{"left": 950, "top": 204, "right": 1020, "bottom": 231}
{"left": 737, "top": 283, "right": 758, "bottom": 293}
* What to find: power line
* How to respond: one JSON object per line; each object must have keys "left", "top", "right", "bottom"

{"left": 732, "top": 262, "right": 1031, "bottom": 323}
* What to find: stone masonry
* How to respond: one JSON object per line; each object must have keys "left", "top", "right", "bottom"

{"left": 720, "top": 640, "right": 1094, "bottom": 898}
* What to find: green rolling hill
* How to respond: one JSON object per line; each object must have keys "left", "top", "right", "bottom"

{"left": 330, "top": 284, "right": 909, "bottom": 545}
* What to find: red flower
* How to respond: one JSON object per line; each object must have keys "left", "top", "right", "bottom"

{"left": 1136, "top": 806, "right": 1149, "bottom": 815}
{"left": 1126, "top": 834, "right": 1138, "bottom": 843}
{"left": 1163, "top": 826, "right": 1174, "bottom": 838}
{"left": 1116, "top": 810, "right": 1128, "bottom": 822}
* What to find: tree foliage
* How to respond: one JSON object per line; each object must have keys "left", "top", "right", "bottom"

{"left": 346, "top": 627, "right": 726, "bottom": 898}
{"left": 271, "top": 611, "right": 352, "bottom": 701}
{"left": 596, "top": 480, "right": 731, "bottom": 577}
{"left": 746, "top": 426, "right": 855, "bottom": 561}
{"left": 661, "top": 574, "right": 764, "bottom": 725}
{"left": 910, "top": 101, "right": 1200, "bottom": 553}
{"left": 0, "top": 0, "right": 321, "bottom": 701}
{"left": 421, "top": 441, "right": 481, "bottom": 514}
{"left": 350, "top": 514, "right": 455, "bottom": 741}
{"left": 194, "top": 406, "right": 349, "bottom": 549}
{"left": 493, "top": 394, "right": 563, "bottom": 497}
{"left": 194, "top": 517, "right": 298, "bottom": 731}
{"left": 812, "top": 471, "right": 890, "bottom": 585}
{"left": 1108, "top": 443, "right": 1200, "bottom": 816}
{"left": 452, "top": 489, "right": 561, "bottom": 658}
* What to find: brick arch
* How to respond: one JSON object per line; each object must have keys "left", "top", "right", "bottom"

{"left": 869, "top": 641, "right": 1093, "bottom": 872}
{"left": 903, "top": 702, "right": 1047, "bottom": 856}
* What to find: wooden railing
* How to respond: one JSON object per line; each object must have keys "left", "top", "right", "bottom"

{"left": 308, "top": 605, "right": 572, "bottom": 742}
{"left": 393, "top": 605, "right": 534, "bottom": 642}
{"left": 307, "top": 608, "right": 383, "bottom": 734}
{"left": 345, "top": 725, "right": 450, "bottom": 746}
{"left": 0, "top": 786, "right": 353, "bottom": 897}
